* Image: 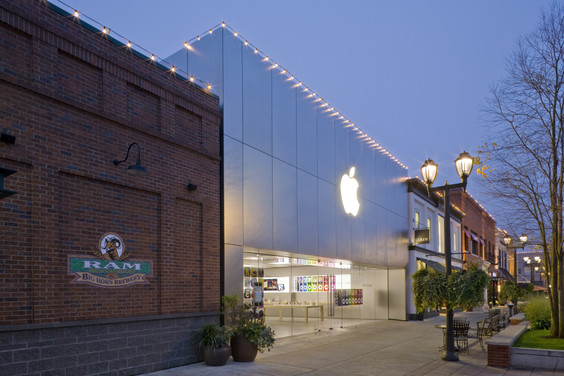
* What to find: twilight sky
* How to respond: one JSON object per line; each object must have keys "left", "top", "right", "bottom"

{"left": 63, "top": 0, "right": 546, "bottom": 223}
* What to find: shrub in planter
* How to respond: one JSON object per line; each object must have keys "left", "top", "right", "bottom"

{"left": 522, "top": 294, "right": 551, "bottom": 330}
{"left": 196, "top": 323, "right": 231, "bottom": 366}
{"left": 222, "top": 294, "right": 275, "bottom": 362}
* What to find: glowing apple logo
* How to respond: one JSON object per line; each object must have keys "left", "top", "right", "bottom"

{"left": 340, "top": 167, "right": 360, "bottom": 216}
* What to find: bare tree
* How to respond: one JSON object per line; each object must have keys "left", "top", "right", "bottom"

{"left": 477, "top": 2, "right": 564, "bottom": 337}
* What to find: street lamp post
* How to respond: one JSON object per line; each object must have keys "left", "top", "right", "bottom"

{"left": 420, "top": 151, "right": 473, "bottom": 362}
{"left": 502, "top": 234, "right": 528, "bottom": 285}
{"left": 523, "top": 256, "right": 542, "bottom": 285}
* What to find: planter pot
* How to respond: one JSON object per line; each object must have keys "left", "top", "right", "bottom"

{"left": 230, "top": 335, "right": 258, "bottom": 362}
{"left": 202, "top": 346, "right": 231, "bottom": 366}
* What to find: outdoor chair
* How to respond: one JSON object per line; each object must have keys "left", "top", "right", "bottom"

{"left": 499, "top": 312, "right": 509, "bottom": 329}
{"left": 476, "top": 315, "right": 497, "bottom": 351}
{"left": 491, "top": 314, "right": 501, "bottom": 333}
{"left": 453, "top": 320, "right": 470, "bottom": 354}
{"left": 454, "top": 317, "right": 469, "bottom": 325}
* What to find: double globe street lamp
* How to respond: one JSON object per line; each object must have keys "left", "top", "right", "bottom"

{"left": 523, "top": 255, "right": 542, "bottom": 286}
{"left": 420, "top": 151, "right": 473, "bottom": 362}
{"left": 502, "top": 234, "right": 528, "bottom": 285}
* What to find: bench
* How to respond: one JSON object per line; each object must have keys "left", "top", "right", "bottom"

{"left": 486, "top": 321, "right": 528, "bottom": 367}
{"left": 510, "top": 313, "right": 526, "bottom": 325}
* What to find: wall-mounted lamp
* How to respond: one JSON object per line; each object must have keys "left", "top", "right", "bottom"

{"left": 0, "top": 167, "right": 17, "bottom": 199}
{"left": 113, "top": 143, "right": 148, "bottom": 176}
{"left": 1, "top": 129, "right": 16, "bottom": 145}
{"left": 187, "top": 181, "right": 197, "bottom": 191}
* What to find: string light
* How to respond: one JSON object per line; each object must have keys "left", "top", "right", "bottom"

{"left": 44, "top": 3, "right": 406, "bottom": 169}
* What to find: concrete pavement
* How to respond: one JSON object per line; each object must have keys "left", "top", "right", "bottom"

{"left": 141, "top": 311, "right": 558, "bottom": 376}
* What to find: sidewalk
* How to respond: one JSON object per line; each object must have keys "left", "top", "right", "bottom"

{"left": 141, "top": 312, "right": 556, "bottom": 376}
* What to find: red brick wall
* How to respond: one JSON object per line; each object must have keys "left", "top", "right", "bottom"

{"left": 0, "top": 0, "right": 221, "bottom": 325}
{"left": 488, "top": 344, "right": 510, "bottom": 367}
{"left": 451, "top": 191, "right": 496, "bottom": 263}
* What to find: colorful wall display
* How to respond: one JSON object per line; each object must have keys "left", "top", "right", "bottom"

{"left": 335, "top": 289, "right": 363, "bottom": 306}
{"left": 263, "top": 278, "right": 279, "bottom": 291}
{"left": 294, "top": 275, "right": 335, "bottom": 292}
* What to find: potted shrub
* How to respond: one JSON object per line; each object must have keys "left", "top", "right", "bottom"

{"left": 222, "top": 294, "right": 275, "bottom": 362}
{"left": 196, "top": 323, "right": 231, "bottom": 366}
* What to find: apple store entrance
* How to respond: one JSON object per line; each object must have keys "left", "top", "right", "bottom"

{"left": 242, "top": 250, "right": 391, "bottom": 338}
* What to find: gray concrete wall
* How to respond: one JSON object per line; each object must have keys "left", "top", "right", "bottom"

{"left": 511, "top": 347, "right": 564, "bottom": 371}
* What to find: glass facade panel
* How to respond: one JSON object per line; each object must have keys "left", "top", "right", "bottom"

{"left": 244, "top": 251, "right": 383, "bottom": 338}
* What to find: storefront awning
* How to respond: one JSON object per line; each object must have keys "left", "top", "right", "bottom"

{"left": 471, "top": 232, "right": 479, "bottom": 242}
{"left": 499, "top": 267, "right": 513, "bottom": 281}
{"left": 417, "top": 258, "right": 463, "bottom": 273}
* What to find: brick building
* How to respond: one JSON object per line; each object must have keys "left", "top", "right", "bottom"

{"left": 0, "top": 1, "right": 221, "bottom": 375}
{"left": 450, "top": 191, "right": 496, "bottom": 267}
{"left": 450, "top": 190, "right": 498, "bottom": 303}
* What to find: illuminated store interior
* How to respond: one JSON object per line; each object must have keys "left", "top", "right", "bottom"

{"left": 242, "top": 251, "right": 397, "bottom": 337}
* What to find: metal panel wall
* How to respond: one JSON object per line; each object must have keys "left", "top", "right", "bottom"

{"left": 223, "top": 136, "right": 243, "bottom": 246}
{"left": 170, "top": 28, "right": 409, "bottom": 268}
{"left": 273, "top": 159, "right": 298, "bottom": 252}
{"left": 243, "top": 146, "right": 273, "bottom": 249}
{"left": 297, "top": 170, "right": 319, "bottom": 253}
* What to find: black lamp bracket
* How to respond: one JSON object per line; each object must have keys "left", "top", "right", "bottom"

{"left": 113, "top": 142, "right": 141, "bottom": 166}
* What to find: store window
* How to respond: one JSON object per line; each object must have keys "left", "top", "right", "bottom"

{"left": 471, "top": 232, "right": 479, "bottom": 255}
{"left": 243, "top": 252, "right": 386, "bottom": 338}
{"left": 463, "top": 227, "right": 469, "bottom": 252}
{"left": 414, "top": 211, "right": 420, "bottom": 229}
{"left": 427, "top": 218, "right": 431, "bottom": 243}
{"left": 416, "top": 259, "right": 426, "bottom": 271}
{"left": 453, "top": 232, "right": 457, "bottom": 252}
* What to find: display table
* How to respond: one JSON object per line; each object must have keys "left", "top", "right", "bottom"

{"left": 264, "top": 304, "right": 324, "bottom": 323}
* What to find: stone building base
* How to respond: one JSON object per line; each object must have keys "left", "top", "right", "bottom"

{"left": 0, "top": 313, "right": 218, "bottom": 376}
